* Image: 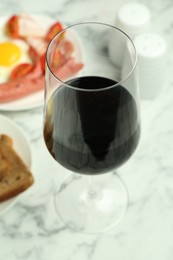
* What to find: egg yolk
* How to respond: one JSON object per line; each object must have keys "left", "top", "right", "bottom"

{"left": 0, "top": 42, "right": 22, "bottom": 66}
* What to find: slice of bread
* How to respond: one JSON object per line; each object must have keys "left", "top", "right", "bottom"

{"left": 0, "top": 134, "right": 34, "bottom": 202}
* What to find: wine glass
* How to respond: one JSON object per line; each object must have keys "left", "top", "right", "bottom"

{"left": 43, "top": 22, "right": 140, "bottom": 233}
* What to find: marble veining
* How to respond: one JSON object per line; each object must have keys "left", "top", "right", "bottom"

{"left": 0, "top": 0, "right": 173, "bottom": 259}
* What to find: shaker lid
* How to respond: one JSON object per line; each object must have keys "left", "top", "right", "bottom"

{"left": 134, "top": 33, "right": 167, "bottom": 59}
{"left": 117, "top": 3, "right": 151, "bottom": 30}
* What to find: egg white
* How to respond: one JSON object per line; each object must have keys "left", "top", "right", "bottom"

{"left": 0, "top": 35, "right": 32, "bottom": 83}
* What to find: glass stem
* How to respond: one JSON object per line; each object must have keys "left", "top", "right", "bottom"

{"left": 87, "top": 176, "right": 98, "bottom": 200}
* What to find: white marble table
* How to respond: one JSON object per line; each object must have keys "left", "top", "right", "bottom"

{"left": 0, "top": 0, "right": 173, "bottom": 259}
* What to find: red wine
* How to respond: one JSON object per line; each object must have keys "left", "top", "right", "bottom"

{"left": 44, "top": 76, "right": 140, "bottom": 175}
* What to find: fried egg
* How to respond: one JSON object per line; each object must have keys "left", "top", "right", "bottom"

{"left": 0, "top": 35, "right": 31, "bottom": 83}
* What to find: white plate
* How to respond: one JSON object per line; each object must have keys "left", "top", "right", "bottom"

{"left": 0, "top": 114, "right": 32, "bottom": 215}
{"left": 0, "top": 14, "right": 84, "bottom": 111}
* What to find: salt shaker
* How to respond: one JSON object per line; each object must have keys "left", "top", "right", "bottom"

{"left": 133, "top": 33, "right": 167, "bottom": 99}
{"left": 108, "top": 2, "right": 151, "bottom": 67}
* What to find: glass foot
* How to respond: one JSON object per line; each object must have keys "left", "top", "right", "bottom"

{"left": 54, "top": 173, "right": 129, "bottom": 234}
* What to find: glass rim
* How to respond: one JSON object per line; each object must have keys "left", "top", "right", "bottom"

{"left": 46, "top": 21, "right": 137, "bottom": 92}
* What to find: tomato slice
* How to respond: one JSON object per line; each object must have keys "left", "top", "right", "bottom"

{"left": 28, "top": 46, "right": 39, "bottom": 64}
{"left": 45, "top": 22, "right": 64, "bottom": 42}
{"left": 52, "top": 47, "right": 67, "bottom": 70}
{"left": 40, "top": 52, "right": 46, "bottom": 73}
{"left": 9, "top": 63, "right": 34, "bottom": 80}
{"left": 5, "top": 15, "right": 20, "bottom": 39}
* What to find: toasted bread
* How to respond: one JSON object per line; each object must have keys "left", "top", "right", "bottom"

{"left": 0, "top": 134, "right": 34, "bottom": 202}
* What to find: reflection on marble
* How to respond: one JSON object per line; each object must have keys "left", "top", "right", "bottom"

{"left": 0, "top": 0, "right": 173, "bottom": 259}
